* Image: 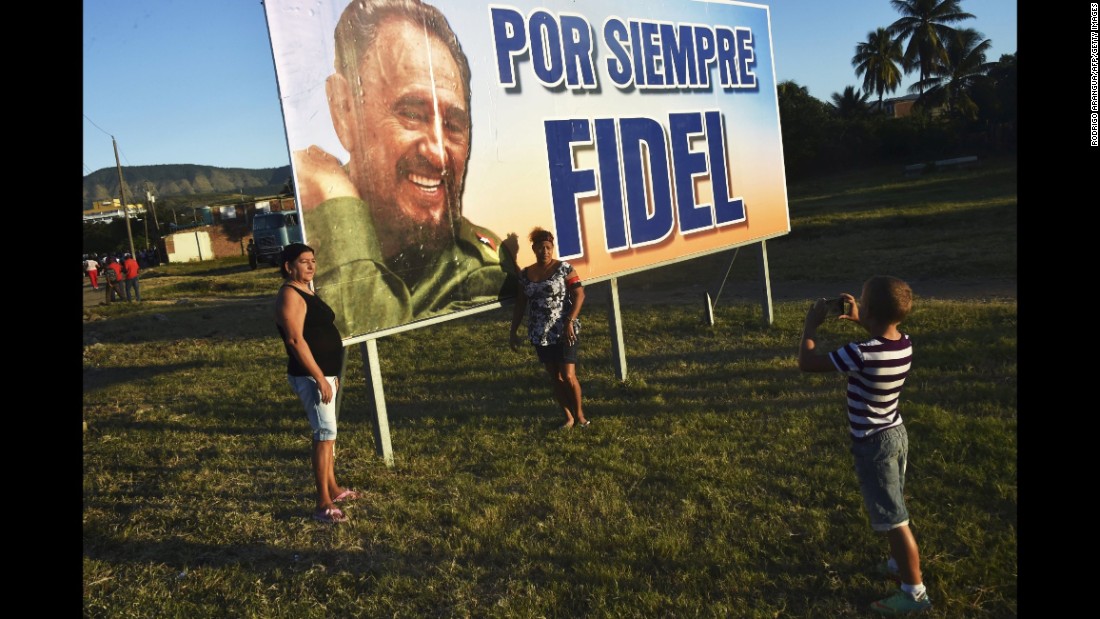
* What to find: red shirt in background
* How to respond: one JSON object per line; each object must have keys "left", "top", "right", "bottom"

{"left": 123, "top": 257, "right": 139, "bottom": 279}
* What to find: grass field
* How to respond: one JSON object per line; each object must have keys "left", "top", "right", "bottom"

{"left": 83, "top": 156, "right": 1016, "bottom": 617}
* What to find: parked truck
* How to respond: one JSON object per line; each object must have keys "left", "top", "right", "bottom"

{"left": 251, "top": 211, "right": 304, "bottom": 266}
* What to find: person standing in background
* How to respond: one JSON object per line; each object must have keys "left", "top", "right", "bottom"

{"left": 509, "top": 227, "right": 588, "bottom": 430}
{"left": 122, "top": 253, "right": 142, "bottom": 302}
{"left": 84, "top": 255, "right": 100, "bottom": 290}
{"left": 104, "top": 257, "right": 126, "bottom": 304}
{"left": 275, "top": 242, "right": 360, "bottom": 524}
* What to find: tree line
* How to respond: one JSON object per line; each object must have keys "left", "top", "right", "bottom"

{"left": 778, "top": 0, "right": 1016, "bottom": 180}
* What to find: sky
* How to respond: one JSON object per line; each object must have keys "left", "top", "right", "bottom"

{"left": 82, "top": 0, "right": 1018, "bottom": 176}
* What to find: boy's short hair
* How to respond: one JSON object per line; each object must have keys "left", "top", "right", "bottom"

{"left": 863, "top": 276, "right": 912, "bottom": 324}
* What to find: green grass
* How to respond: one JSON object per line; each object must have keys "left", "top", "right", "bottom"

{"left": 84, "top": 158, "right": 1016, "bottom": 617}
{"left": 632, "top": 154, "right": 1017, "bottom": 291}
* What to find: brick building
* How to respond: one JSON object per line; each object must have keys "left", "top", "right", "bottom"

{"left": 158, "top": 196, "right": 296, "bottom": 263}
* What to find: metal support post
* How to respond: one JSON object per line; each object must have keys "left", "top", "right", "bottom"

{"left": 608, "top": 277, "right": 628, "bottom": 381}
{"left": 360, "top": 339, "right": 394, "bottom": 467}
{"left": 758, "top": 240, "right": 774, "bottom": 326}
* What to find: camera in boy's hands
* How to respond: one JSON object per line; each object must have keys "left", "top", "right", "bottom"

{"left": 824, "top": 297, "right": 850, "bottom": 316}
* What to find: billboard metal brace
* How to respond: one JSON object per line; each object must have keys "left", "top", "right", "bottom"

{"left": 757, "top": 240, "right": 775, "bottom": 325}
{"left": 328, "top": 293, "right": 526, "bottom": 469}
{"left": 705, "top": 247, "right": 740, "bottom": 326}
{"left": 360, "top": 339, "right": 394, "bottom": 467}
{"left": 704, "top": 240, "right": 774, "bottom": 327}
{"left": 332, "top": 339, "right": 394, "bottom": 467}
{"left": 607, "top": 277, "right": 629, "bottom": 381}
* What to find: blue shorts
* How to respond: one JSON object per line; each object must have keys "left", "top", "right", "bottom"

{"left": 535, "top": 338, "right": 579, "bottom": 364}
{"left": 850, "top": 424, "right": 910, "bottom": 532}
{"left": 288, "top": 375, "right": 338, "bottom": 441}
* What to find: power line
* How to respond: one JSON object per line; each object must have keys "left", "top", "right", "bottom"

{"left": 84, "top": 114, "right": 119, "bottom": 172}
{"left": 84, "top": 114, "right": 133, "bottom": 169}
{"left": 83, "top": 114, "right": 113, "bottom": 138}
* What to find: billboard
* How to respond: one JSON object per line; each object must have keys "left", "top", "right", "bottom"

{"left": 263, "top": 0, "right": 789, "bottom": 341}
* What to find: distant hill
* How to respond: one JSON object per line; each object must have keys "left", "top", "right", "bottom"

{"left": 83, "top": 164, "right": 293, "bottom": 209}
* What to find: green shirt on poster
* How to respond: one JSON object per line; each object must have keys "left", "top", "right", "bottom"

{"left": 307, "top": 196, "right": 517, "bottom": 338}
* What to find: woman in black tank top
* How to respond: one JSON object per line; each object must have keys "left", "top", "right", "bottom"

{"left": 275, "top": 243, "right": 360, "bottom": 524}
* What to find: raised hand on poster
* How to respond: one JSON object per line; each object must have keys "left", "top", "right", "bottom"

{"left": 292, "top": 145, "right": 358, "bottom": 212}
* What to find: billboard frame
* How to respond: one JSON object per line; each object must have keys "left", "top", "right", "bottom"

{"left": 260, "top": 0, "right": 790, "bottom": 465}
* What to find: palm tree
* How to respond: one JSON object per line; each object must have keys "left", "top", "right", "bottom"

{"left": 830, "top": 85, "right": 871, "bottom": 119}
{"left": 908, "top": 28, "right": 995, "bottom": 120}
{"left": 888, "top": 0, "right": 975, "bottom": 94}
{"left": 852, "top": 27, "right": 905, "bottom": 109}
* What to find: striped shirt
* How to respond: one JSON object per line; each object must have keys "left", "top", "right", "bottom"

{"left": 828, "top": 334, "right": 912, "bottom": 441}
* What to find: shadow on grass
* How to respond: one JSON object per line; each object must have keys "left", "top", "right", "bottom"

{"left": 83, "top": 361, "right": 214, "bottom": 391}
{"left": 85, "top": 298, "right": 277, "bottom": 344}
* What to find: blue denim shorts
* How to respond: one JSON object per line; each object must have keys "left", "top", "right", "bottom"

{"left": 288, "top": 375, "right": 338, "bottom": 441}
{"left": 850, "top": 424, "right": 910, "bottom": 532}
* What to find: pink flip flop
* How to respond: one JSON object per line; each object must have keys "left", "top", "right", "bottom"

{"left": 313, "top": 506, "right": 348, "bottom": 524}
{"left": 333, "top": 489, "right": 361, "bottom": 503}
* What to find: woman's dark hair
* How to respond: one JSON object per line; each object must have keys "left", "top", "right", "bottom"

{"left": 280, "top": 243, "right": 315, "bottom": 279}
{"left": 529, "top": 227, "right": 554, "bottom": 245}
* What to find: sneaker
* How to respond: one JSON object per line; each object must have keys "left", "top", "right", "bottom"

{"left": 870, "top": 589, "right": 932, "bottom": 615}
{"left": 875, "top": 560, "right": 901, "bottom": 581}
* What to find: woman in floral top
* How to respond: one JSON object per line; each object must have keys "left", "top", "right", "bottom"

{"left": 509, "top": 227, "right": 589, "bottom": 429}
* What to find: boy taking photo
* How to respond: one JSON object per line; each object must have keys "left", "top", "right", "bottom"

{"left": 798, "top": 275, "right": 930, "bottom": 615}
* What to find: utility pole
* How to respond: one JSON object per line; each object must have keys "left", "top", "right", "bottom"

{"left": 140, "top": 207, "right": 150, "bottom": 249}
{"left": 113, "top": 137, "right": 137, "bottom": 258}
{"left": 145, "top": 183, "right": 161, "bottom": 234}
{"left": 142, "top": 190, "right": 156, "bottom": 250}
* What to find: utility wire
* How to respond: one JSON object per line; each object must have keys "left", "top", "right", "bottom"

{"left": 84, "top": 113, "right": 132, "bottom": 170}
{"left": 83, "top": 114, "right": 112, "bottom": 138}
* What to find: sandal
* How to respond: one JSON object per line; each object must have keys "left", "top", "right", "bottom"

{"left": 313, "top": 506, "right": 348, "bottom": 524}
{"left": 333, "top": 489, "right": 361, "bottom": 503}
{"left": 578, "top": 420, "right": 591, "bottom": 428}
